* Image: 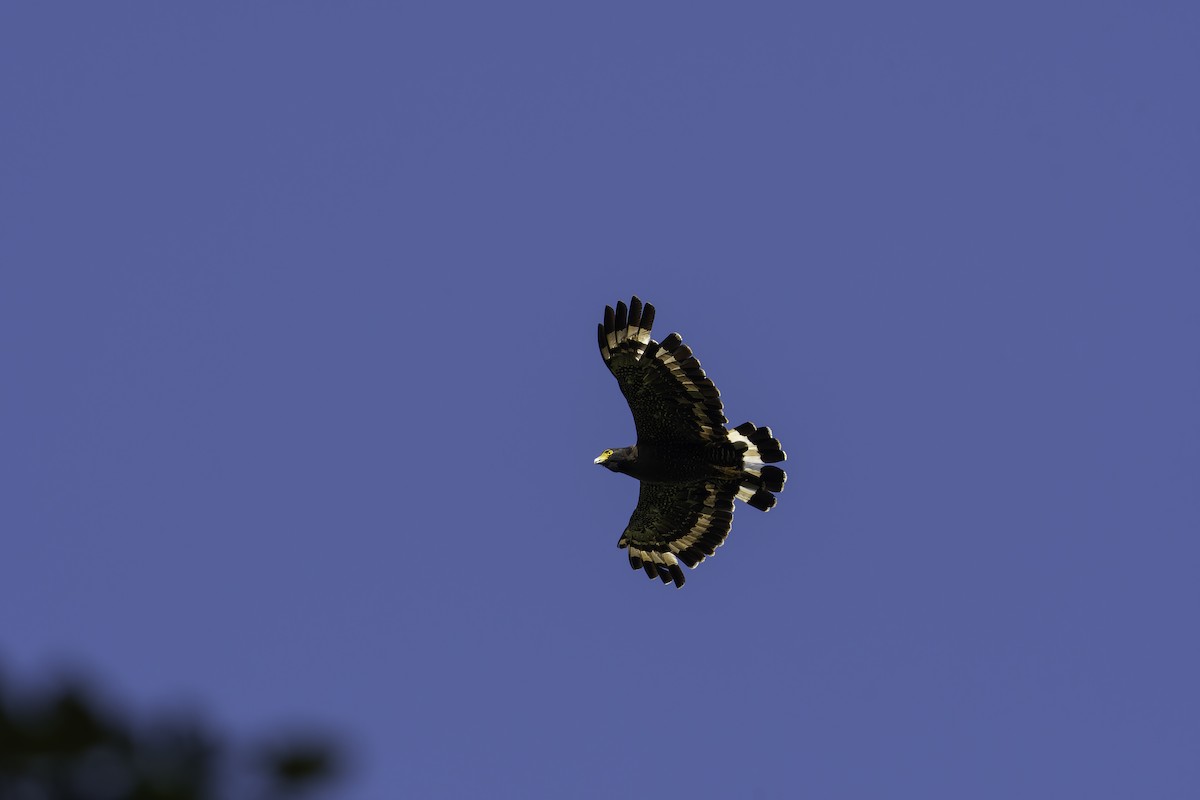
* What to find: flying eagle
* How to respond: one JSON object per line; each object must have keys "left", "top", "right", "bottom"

{"left": 595, "top": 296, "right": 787, "bottom": 588}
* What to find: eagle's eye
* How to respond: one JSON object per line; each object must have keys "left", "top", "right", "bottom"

{"left": 602, "top": 449, "right": 614, "bottom": 457}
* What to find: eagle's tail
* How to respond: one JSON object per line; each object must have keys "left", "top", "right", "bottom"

{"left": 728, "top": 422, "right": 787, "bottom": 511}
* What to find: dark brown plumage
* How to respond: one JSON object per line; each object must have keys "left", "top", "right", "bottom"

{"left": 595, "top": 296, "right": 787, "bottom": 587}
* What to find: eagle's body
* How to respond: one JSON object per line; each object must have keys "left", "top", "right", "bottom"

{"left": 595, "top": 296, "right": 787, "bottom": 588}
{"left": 601, "top": 443, "right": 743, "bottom": 483}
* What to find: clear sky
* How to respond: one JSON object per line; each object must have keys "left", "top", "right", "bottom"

{"left": 3, "top": 3, "right": 1197, "bottom": 798}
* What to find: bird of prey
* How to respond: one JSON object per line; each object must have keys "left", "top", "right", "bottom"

{"left": 595, "top": 296, "right": 787, "bottom": 588}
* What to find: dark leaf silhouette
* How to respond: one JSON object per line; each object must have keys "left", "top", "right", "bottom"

{"left": 0, "top": 664, "right": 343, "bottom": 800}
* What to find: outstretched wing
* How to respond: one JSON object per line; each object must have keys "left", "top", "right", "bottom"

{"left": 598, "top": 296, "right": 726, "bottom": 445}
{"left": 618, "top": 480, "right": 740, "bottom": 587}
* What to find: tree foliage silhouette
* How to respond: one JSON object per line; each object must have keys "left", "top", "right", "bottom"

{"left": 0, "top": 664, "right": 342, "bottom": 800}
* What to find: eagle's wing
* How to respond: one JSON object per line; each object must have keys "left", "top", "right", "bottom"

{"left": 598, "top": 296, "right": 726, "bottom": 445}
{"left": 618, "top": 480, "right": 740, "bottom": 587}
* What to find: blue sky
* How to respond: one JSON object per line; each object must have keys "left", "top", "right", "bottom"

{"left": 3, "top": 3, "right": 1198, "bottom": 798}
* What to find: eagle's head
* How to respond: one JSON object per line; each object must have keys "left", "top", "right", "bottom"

{"left": 594, "top": 446, "right": 637, "bottom": 473}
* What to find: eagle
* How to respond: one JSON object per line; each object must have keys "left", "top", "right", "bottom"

{"left": 595, "top": 296, "right": 787, "bottom": 588}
